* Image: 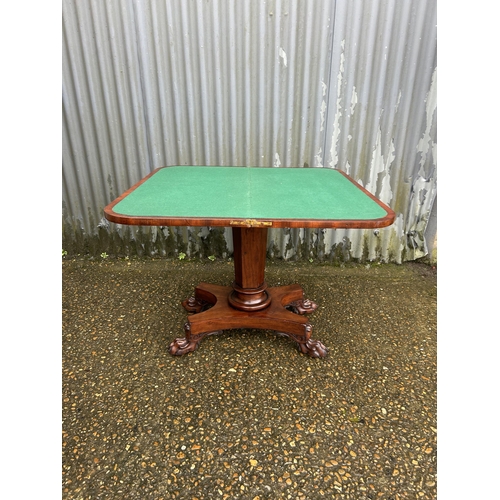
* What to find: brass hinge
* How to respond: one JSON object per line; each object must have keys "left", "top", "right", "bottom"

{"left": 230, "top": 219, "right": 273, "bottom": 227}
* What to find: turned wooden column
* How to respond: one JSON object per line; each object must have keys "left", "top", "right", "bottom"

{"left": 228, "top": 227, "right": 272, "bottom": 311}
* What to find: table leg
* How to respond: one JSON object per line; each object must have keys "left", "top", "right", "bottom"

{"left": 168, "top": 227, "right": 328, "bottom": 357}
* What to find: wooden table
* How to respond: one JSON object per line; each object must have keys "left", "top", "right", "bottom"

{"left": 104, "top": 166, "right": 395, "bottom": 357}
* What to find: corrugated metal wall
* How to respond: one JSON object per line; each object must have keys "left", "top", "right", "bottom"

{"left": 62, "top": 0, "right": 437, "bottom": 263}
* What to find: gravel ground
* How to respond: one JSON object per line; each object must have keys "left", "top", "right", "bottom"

{"left": 62, "top": 257, "right": 437, "bottom": 500}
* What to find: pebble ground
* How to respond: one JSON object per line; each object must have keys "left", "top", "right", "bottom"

{"left": 62, "top": 257, "right": 437, "bottom": 499}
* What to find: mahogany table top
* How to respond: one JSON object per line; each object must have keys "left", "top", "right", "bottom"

{"left": 104, "top": 166, "right": 395, "bottom": 229}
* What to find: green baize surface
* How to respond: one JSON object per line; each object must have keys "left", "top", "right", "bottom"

{"left": 113, "top": 166, "right": 388, "bottom": 221}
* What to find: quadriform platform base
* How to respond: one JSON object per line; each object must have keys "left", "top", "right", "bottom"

{"left": 170, "top": 227, "right": 327, "bottom": 357}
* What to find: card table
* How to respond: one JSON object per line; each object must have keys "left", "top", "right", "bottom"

{"left": 104, "top": 166, "right": 395, "bottom": 357}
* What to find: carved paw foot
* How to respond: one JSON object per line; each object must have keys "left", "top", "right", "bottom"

{"left": 298, "top": 338, "right": 328, "bottom": 358}
{"left": 168, "top": 337, "right": 199, "bottom": 356}
{"left": 286, "top": 298, "right": 318, "bottom": 315}
{"left": 182, "top": 296, "right": 212, "bottom": 314}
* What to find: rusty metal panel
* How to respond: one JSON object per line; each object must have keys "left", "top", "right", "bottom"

{"left": 62, "top": 0, "right": 436, "bottom": 262}
{"left": 321, "top": 0, "right": 437, "bottom": 263}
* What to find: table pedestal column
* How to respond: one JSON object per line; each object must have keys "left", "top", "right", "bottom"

{"left": 168, "top": 227, "right": 328, "bottom": 358}
{"left": 228, "top": 227, "right": 272, "bottom": 311}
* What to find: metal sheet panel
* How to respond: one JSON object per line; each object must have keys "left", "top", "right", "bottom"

{"left": 62, "top": 0, "right": 437, "bottom": 262}
{"left": 322, "top": 0, "right": 437, "bottom": 263}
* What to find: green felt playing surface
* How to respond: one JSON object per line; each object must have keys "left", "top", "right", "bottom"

{"left": 112, "top": 166, "right": 388, "bottom": 221}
